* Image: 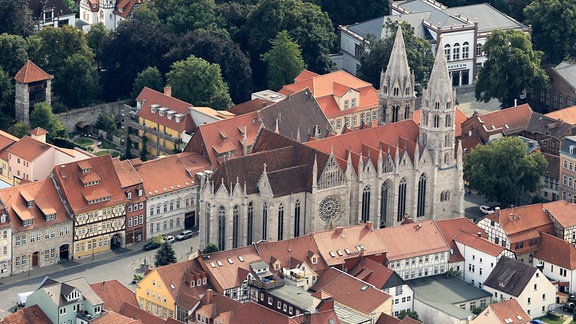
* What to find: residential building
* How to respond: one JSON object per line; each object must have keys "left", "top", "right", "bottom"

{"left": 336, "top": 0, "right": 528, "bottom": 85}
{"left": 7, "top": 130, "right": 92, "bottom": 185}
{"left": 311, "top": 267, "right": 392, "bottom": 321}
{"left": 408, "top": 274, "right": 492, "bottom": 324}
{"left": 541, "top": 153, "right": 560, "bottom": 201}
{"left": 350, "top": 258, "right": 414, "bottom": 317}
{"left": 483, "top": 257, "right": 556, "bottom": 318}
{"left": 279, "top": 70, "right": 379, "bottom": 134}
{"left": 0, "top": 305, "right": 50, "bottom": 324}
{"left": 26, "top": 277, "right": 105, "bottom": 323}
{"left": 112, "top": 159, "right": 146, "bottom": 244}
{"left": 28, "top": 0, "right": 75, "bottom": 30}
{"left": 229, "top": 301, "right": 340, "bottom": 324}
{"left": 544, "top": 200, "right": 576, "bottom": 244}
{"left": 477, "top": 205, "right": 554, "bottom": 264}
{"left": 0, "top": 204, "right": 10, "bottom": 277}
{"left": 379, "top": 220, "right": 451, "bottom": 280}
{"left": 0, "top": 131, "right": 19, "bottom": 184}
{"left": 0, "top": 179, "right": 73, "bottom": 275}
{"left": 135, "top": 259, "right": 212, "bottom": 321}
{"left": 52, "top": 155, "right": 128, "bottom": 259}
{"left": 78, "top": 0, "right": 142, "bottom": 31}
{"left": 471, "top": 299, "right": 531, "bottom": 324}
{"left": 89, "top": 280, "right": 139, "bottom": 313}
{"left": 539, "top": 62, "right": 576, "bottom": 112}
{"left": 134, "top": 152, "right": 209, "bottom": 239}
{"left": 559, "top": 136, "right": 576, "bottom": 202}
{"left": 191, "top": 289, "right": 242, "bottom": 324}
{"left": 533, "top": 232, "right": 576, "bottom": 295}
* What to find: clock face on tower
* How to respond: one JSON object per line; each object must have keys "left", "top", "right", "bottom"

{"left": 319, "top": 195, "right": 340, "bottom": 222}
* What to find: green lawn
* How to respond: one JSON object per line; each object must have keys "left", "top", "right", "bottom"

{"left": 95, "top": 150, "right": 120, "bottom": 158}
{"left": 534, "top": 314, "right": 569, "bottom": 324}
{"left": 98, "top": 140, "right": 117, "bottom": 150}
{"left": 74, "top": 138, "right": 94, "bottom": 146}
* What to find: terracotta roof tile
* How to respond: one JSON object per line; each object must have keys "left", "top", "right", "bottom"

{"left": 112, "top": 159, "right": 143, "bottom": 188}
{"left": 0, "top": 305, "right": 50, "bottom": 324}
{"left": 29, "top": 127, "right": 48, "bottom": 136}
{"left": 483, "top": 298, "right": 531, "bottom": 323}
{"left": 136, "top": 87, "right": 196, "bottom": 134}
{"left": 7, "top": 136, "right": 52, "bottom": 161}
{"left": 435, "top": 218, "right": 486, "bottom": 262}
{"left": 453, "top": 231, "right": 505, "bottom": 257}
{"left": 545, "top": 105, "right": 576, "bottom": 125}
{"left": 475, "top": 104, "right": 533, "bottom": 135}
{"left": 350, "top": 258, "right": 404, "bottom": 289}
{"left": 90, "top": 310, "right": 140, "bottom": 324}
{"left": 377, "top": 220, "right": 450, "bottom": 261}
{"left": 534, "top": 232, "right": 576, "bottom": 270}
{"left": 120, "top": 302, "right": 166, "bottom": 324}
{"left": 544, "top": 200, "right": 576, "bottom": 227}
{"left": 154, "top": 259, "right": 213, "bottom": 301}
{"left": 198, "top": 245, "right": 262, "bottom": 291}
{"left": 255, "top": 235, "right": 329, "bottom": 275}
{"left": 114, "top": 0, "right": 143, "bottom": 18}
{"left": 14, "top": 60, "right": 53, "bottom": 83}
{"left": 90, "top": 280, "right": 139, "bottom": 313}
{"left": 485, "top": 204, "right": 553, "bottom": 236}
{"left": 228, "top": 98, "right": 273, "bottom": 115}
{"left": 230, "top": 302, "right": 300, "bottom": 324}
{"left": 0, "top": 130, "right": 18, "bottom": 151}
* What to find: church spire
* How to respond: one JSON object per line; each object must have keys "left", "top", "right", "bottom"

{"left": 425, "top": 37, "right": 454, "bottom": 105}
{"left": 381, "top": 25, "right": 413, "bottom": 92}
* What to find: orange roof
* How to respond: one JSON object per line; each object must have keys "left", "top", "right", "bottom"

{"left": 153, "top": 259, "right": 212, "bottom": 302}
{"left": 7, "top": 136, "right": 51, "bottom": 161}
{"left": 311, "top": 267, "right": 391, "bottom": 315}
{"left": 255, "top": 235, "right": 329, "bottom": 275}
{"left": 230, "top": 302, "right": 300, "bottom": 324}
{"left": 14, "top": 61, "right": 53, "bottom": 83}
{"left": 435, "top": 218, "right": 485, "bottom": 262}
{"left": 29, "top": 127, "right": 48, "bottom": 136}
{"left": 136, "top": 87, "right": 196, "bottom": 134}
{"left": 475, "top": 104, "right": 533, "bottom": 134}
{"left": 350, "top": 258, "right": 398, "bottom": 289}
{"left": 90, "top": 280, "right": 139, "bottom": 313}
{"left": 414, "top": 107, "right": 466, "bottom": 137}
{"left": 453, "top": 231, "right": 505, "bottom": 257}
{"left": 52, "top": 155, "right": 128, "bottom": 214}
{"left": 312, "top": 223, "right": 386, "bottom": 266}
{"left": 1, "top": 305, "right": 51, "bottom": 324}
{"left": 484, "top": 299, "right": 531, "bottom": 323}
{"left": 485, "top": 204, "right": 552, "bottom": 235}
{"left": 534, "top": 232, "right": 576, "bottom": 270}
{"left": 0, "top": 178, "right": 70, "bottom": 233}
{"left": 112, "top": 159, "right": 143, "bottom": 188}
{"left": 0, "top": 130, "right": 18, "bottom": 151}
{"left": 377, "top": 220, "right": 450, "bottom": 261}
{"left": 545, "top": 105, "right": 576, "bottom": 125}
{"left": 114, "top": 0, "right": 143, "bottom": 18}
{"left": 90, "top": 310, "right": 140, "bottom": 324}
{"left": 198, "top": 245, "right": 262, "bottom": 291}
{"left": 119, "top": 302, "right": 166, "bottom": 324}
{"left": 543, "top": 200, "right": 576, "bottom": 227}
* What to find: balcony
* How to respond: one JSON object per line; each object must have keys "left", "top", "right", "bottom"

{"left": 248, "top": 277, "right": 284, "bottom": 290}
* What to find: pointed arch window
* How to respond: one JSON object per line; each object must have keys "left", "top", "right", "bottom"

{"left": 380, "top": 183, "right": 389, "bottom": 228}
{"left": 423, "top": 112, "right": 429, "bottom": 126}
{"left": 417, "top": 174, "right": 427, "bottom": 217}
{"left": 404, "top": 105, "right": 410, "bottom": 120}
{"left": 392, "top": 106, "right": 400, "bottom": 123}
{"left": 205, "top": 203, "right": 211, "bottom": 246}
{"left": 232, "top": 205, "right": 239, "bottom": 248}
{"left": 435, "top": 102, "right": 440, "bottom": 110}
{"left": 294, "top": 200, "right": 301, "bottom": 237}
{"left": 444, "top": 44, "right": 451, "bottom": 61}
{"left": 218, "top": 206, "right": 226, "bottom": 251}
{"left": 362, "top": 186, "right": 371, "bottom": 222}
{"left": 397, "top": 178, "right": 407, "bottom": 222}
{"left": 278, "top": 204, "right": 284, "bottom": 241}
{"left": 393, "top": 87, "right": 399, "bottom": 96}
{"left": 434, "top": 115, "right": 440, "bottom": 128}
{"left": 247, "top": 202, "right": 254, "bottom": 245}
{"left": 262, "top": 202, "right": 268, "bottom": 240}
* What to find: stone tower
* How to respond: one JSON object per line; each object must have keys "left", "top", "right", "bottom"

{"left": 14, "top": 61, "right": 53, "bottom": 125}
{"left": 418, "top": 38, "right": 457, "bottom": 169}
{"left": 378, "top": 26, "right": 416, "bottom": 124}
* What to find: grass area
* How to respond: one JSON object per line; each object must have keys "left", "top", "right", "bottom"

{"left": 98, "top": 140, "right": 117, "bottom": 150}
{"left": 73, "top": 138, "right": 95, "bottom": 146}
{"left": 534, "top": 314, "right": 569, "bottom": 324}
{"left": 95, "top": 150, "right": 120, "bottom": 158}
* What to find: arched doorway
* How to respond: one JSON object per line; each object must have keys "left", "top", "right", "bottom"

{"left": 59, "top": 244, "right": 69, "bottom": 260}
{"left": 32, "top": 251, "right": 39, "bottom": 267}
{"left": 111, "top": 233, "right": 123, "bottom": 249}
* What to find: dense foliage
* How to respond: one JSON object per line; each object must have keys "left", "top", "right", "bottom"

{"left": 154, "top": 242, "right": 177, "bottom": 267}
{"left": 261, "top": 31, "right": 306, "bottom": 91}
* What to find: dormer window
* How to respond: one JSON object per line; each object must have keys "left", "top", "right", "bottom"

{"left": 150, "top": 104, "right": 160, "bottom": 113}
{"left": 344, "top": 100, "right": 349, "bottom": 109}
{"left": 127, "top": 192, "right": 132, "bottom": 199}
{"left": 26, "top": 201, "right": 34, "bottom": 208}
{"left": 351, "top": 98, "right": 357, "bottom": 107}
{"left": 23, "top": 219, "right": 32, "bottom": 227}
{"left": 312, "top": 257, "right": 317, "bottom": 264}
{"left": 46, "top": 213, "right": 56, "bottom": 221}
{"left": 0, "top": 214, "right": 5, "bottom": 223}
{"left": 138, "top": 188, "right": 143, "bottom": 196}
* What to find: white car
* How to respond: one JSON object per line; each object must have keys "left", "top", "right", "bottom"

{"left": 163, "top": 235, "right": 175, "bottom": 244}
{"left": 479, "top": 205, "right": 495, "bottom": 215}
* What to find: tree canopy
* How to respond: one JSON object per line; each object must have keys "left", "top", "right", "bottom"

{"left": 464, "top": 137, "right": 547, "bottom": 204}
{"left": 149, "top": 0, "right": 223, "bottom": 34}
{"left": 203, "top": 242, "right": 219, "bottom": 254}
{"left": 166, "top": 55, "right": 233, "bottom": 110}
{"left": 475, "top": 29, "right": 549, "bottom": 108}
{"left": 358, "top": 21, "right": 434, "bottom": 91}
{"left": 30, "top": 103, "right": 67, "bottom": 139}
{"left": 0, "top": 67, "right": 14, "bottom": 128}
{"left": 154, "top": 242, "right": 177, "bottom": 267}
{"left": 306, "top": 0, "right": 389, "bottom": 27}
{"left": 524, "top": 0, "right": 576, "bottom": 64}
{"left": 131, "top": 66, "right": 164, "bottom": 101}
{"left": 262, "top": 31, "right": 305, "bottom": 91}
{"left": 0, "top": 33, "right": 29, "bottom": 77}
{"left": 86, "top": 23, "right": 110, "bottom": 73}
{"left": 0, "top": 0, "right": 34, "bottom": 37}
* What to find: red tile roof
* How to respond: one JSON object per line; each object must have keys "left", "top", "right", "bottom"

{"left": 543, "top": 200, "right": 576, "bottom": 227}
{"left": 1, "top": 305, "right": 51, "bottom": 324}
{"left": 119, "top": 302, "right": 166, "bottom": 324}
{"left": 545, "top": 105, "right": 576, "bottom": 125}
{"left": 114, "top": 0, "right": 143, "bottom": 18}
{"left": 90, "top": 280, "right": 139, "bottom": 313}
{"left": 136, "top": 87, "right": 196, "bottom": 134}
{"left": 7, "top": 136, "right": 53, "bottom": 161}
{"left": 350, "top": 258, "right": 399, "bottom": 289}
{"left": 377, "top": 220, "right": 450, "bottom": 261}
{"left": 475, "top": 104, "right": 533, "bottom": 135}
{"left": 435, "top": 218, "right": 486, "bottom": 262}
{"left": 311, "top": 267, "right": 391, "bottom": 315}
{"left": 228, "top": 98, "right": 273, "bottom": 115}
{"left": 90, "top": 310, "right": 141, "bottom": 324}
{"left": 29, "top": 127, "right": 48, "bottom": 136}
{"left": 153, "top": 259, "right": 212, "bottom": 304}
{"left": 229, "top": 302, "right": 300, "bottom": 324}
{"left": 112, "top": 159, "right": 143, "bottom": 188}
{"left": 485, "top": 204, "right": 553, "bottom": 236}
{"left": 453, "top": 231, "right": 505, "bottom": 257}
{"left": 198, "top": 245, "right": 262, "bottom": 292}
{"left": 255, "top": 235, "right": 329, "bottom": 275}
{"left": 0, "top": 178, "right": 70, "bottom": 233}
{"left": 14, "top": 61, "right": 53, "bottom": 83}
{"left": 534, "top": 232, "right": 576, "bottom": 270}
{"left": 376, "top": 313, "right": 422, "bottom": 324}
{"left": 484, "top": 298, "right": 531, "bottom": 323}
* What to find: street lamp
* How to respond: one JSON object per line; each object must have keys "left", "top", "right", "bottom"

{"left": 92, "top": 239, "right": 96, "bottom": 261}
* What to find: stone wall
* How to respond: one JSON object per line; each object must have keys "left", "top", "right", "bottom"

{"left": 56, "top": 100, "right": 132, "bottom": 132}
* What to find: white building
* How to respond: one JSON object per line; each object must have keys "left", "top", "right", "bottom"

{"left": 78, "top": 0, "right": 142, "bottom": 31}
{"left": 533, "top": 232, "right": 576, "bottom": 295}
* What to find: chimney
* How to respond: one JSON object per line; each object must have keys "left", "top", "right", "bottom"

{"left": 335, "top": 227, "right": 343, "bottom": 234}
{"left": 164, "top": 86, "right": 172, "bottom": 97}
{"left": 205, "top": 289, "right": 213, "bottom": 304}
{"left": 303, "top": 311, "right": 312, "bottom": 324}
{"left": 365, "top": 221, "right": 372, "bottom": 230}
{"left": 477, "top": 232, "right": 482, "bottom": 238}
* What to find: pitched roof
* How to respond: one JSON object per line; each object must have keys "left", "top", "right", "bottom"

{"left": 112, "top": 159, "right": 143, "bottom": 188}
{"left": 120, "top": 302, "right": 166, "bottom": 324}
{"left": 153, "top": 259, "right": 212, "bottom": 303}
{"left": 90, "top": 280, "right": 139, "bottom": 313}
{"left": 545, "top": 105, "right": 576, "bottom": 124}
{"left": 475, "top": 104, "right": 533, "bottom": 136}
{"left": 312, "top": 223, "right": 386, "bottom": 266}
{"left": 254, "top": 234, "right": 328, "bottom": 275}
{"left": 29, "top": 127, "right": 48, "bottom": 136}
{"left": 435, "top": 218, "right": 486, "bottom": 262}
{"left": 444, "top": 3, "right": 527, "bottom": 32}
{"left": 484, "top": 204, "right": 552, "bottom": 236}
{"left": 376, "top": 313, "right": 422, "bottom": 324}
{"left": 1, "top": 305, "right": 51, "bottom": 324}
{"left": 229, "top": 302, "right": 300, "bottom": 324}
{"left": 483, "top": 257, "right": 537, "bottom": 297}
{"left": 136, "top": 87, "right": 196, "bottom": 134}
{"left": 14, "top": 60, "right": 53, "bottom": 83}
{"left": 453, "top": 230, "right": 506, "bottom": 257}
{"left": 228, "top": 98, "right": 273, "bottom": 116}
{"left": 481, "top": 298, "right": 531, "bottom": 323}
{"left": 90, "top": 310, "right": 141, "bottom": 324}
{"left": 114, "top": 0, "right": 143, "bottom": 18}
{"left": 311, "top": 267, "right": 391, "bottom": 315}
{"left": 543, "top": 200, "right": 576, "bottom": 227}
{"left": 198, "top": 245, "right": 262, "bottom": 291}
{"left": 377, "top": 220, "right": 450, "bottom": 261}
{"left": 39, "top": 277, "right": 103, "bottom": 307}
{"left": 0, "top": 178, "right": 70, "bottom": 233}
{"left": 534, "top": 232, "right": 576, "bottom": 270}
{"left": 526, "top": 112, "right": 572, "bottom": 138}
{"left": 195, "top": 289, "right": 242, "bottom": 320}
{"left": 349, "top": 258, "right": 406, "bottom": 289}
{"left": 0, "top": 130, "right": 19, "bottom": 151}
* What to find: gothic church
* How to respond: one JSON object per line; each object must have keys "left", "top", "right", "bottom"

{"left": 198, "top": 27, "right": 464, "bottom": 251}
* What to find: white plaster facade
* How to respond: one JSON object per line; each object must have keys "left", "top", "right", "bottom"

{"left": 0, "top": 222, "right": 11, "bottom": 278}
{"left": 384, "top": 283, "right": 414, "bottom": 317}
{"left": 477, "top": 217, "right": 510, "bottom": 249}
{"left": 455, "top": 242, "right": 515, "bottom": 289}
{"left": 387, "top": 251, "right": 450, "bottom": 281}
{"left": 146, "top": 186, "right": 198, "bottom": 239}
{"left": 534, "top": 257, "right": 576, "bottom": 295}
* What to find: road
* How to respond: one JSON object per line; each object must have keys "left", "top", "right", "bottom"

{"left": 0, "top": 233, "right": 200, "bottom": 318}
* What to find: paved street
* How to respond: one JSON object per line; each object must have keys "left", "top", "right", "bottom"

{"left": 0, "top": 233, "right": 200, "bottom": 318}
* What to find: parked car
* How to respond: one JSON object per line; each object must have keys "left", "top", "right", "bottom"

{"left": 143, "top": 241, "right": 161, "bottom": 250}
{"left": 479, "top": 205, "right": 495, "bottom": 215}
{"left": 176, "top": 230, "right": 193, "bottom": 241}
{"left": 563, "top": 302, "right": 576, "bottom": 312}
{"left": 163, "top": 235, "right": 175, "bottom": 244}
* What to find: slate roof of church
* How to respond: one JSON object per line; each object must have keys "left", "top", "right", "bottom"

{"left": 14, "top": 60, "right": 53, "bottom": 83}
{"left": 483, "top": 257, "right": 537, "bottom": 297}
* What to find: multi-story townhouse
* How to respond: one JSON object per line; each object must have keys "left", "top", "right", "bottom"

{"left": 134, "top": 152, "right": 209, "bottom": 239}
{"left": 52, "top": 155, "right": 128, "bottom": 259}
{"left": 559, "top": 136, "right": 576, "bottom": 202}
{"left": 539, "top": 62, "right": 576, "bottom": 112}
{"left": 78, "top": 0, "right": 142, "bottom": 31}
{"left": 533, "top": 233, "right": 576, "bottom": 295}
{"left": 112, "top": 159, "right": 146, "bottom": 244}
{"left": 472, "top": 299, "right": 531, "bottom": 324}
{"left": 0, "top": 179, "right": 73, "bottom": 275}
{"left": 0, "top": 202, "right": 11, "bottom": 277}
{"left": 544, "top": 200, "right": 576, "bottom": 244}
{"left": 483, "top": 257, "right": 556, "bottom": 318}
{"left": 28, "top": 0, "right": 76, "bottom": 30}
{"left": 0, "top": 131, "right": 19, "bottom": 184}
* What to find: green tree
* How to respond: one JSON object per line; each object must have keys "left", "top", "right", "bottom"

{"left": 524, "top": 0, "right": 576, "bottom": 64}
{"left": 36, "top": 26, "right": 94, "bottom": 76}
{"left": 10, "top": 122, "right": 30, "bottom": 138}
{"left": 86, "top": 23, "right": 110, "bottom": 74}
{"left": 154, "top": 242, "right": 177, "bottom": 267}
{"left": 55, "top": 53, "right": 99, "bottom": 109}
{"left": 262, "top": 31, "right": 305, "bottom": 91}
{"left": 475, "top": 30, "right": 549, "bottom": 108}
{"left": 0, "top": 67, "right": 14, "bottom": 124}
{"left": 358, "top": 20, "right": 434, "bottom": 91}
{"left": 464, "top": 137, "right": 548, "bottom": 204}
{"left": 0, "top": 33, "right": 29, "bottom": 77}
{"left": 95, "top": 113, "right": 119, "bottom": 136}
{"left": 166, "top": 55, "right": 233, "bottom": 110}
{"left": 131, "top": 66, "right": 164, "bottom": 100}
{"left": 307, "top": 0, "right": 389, "bottom": 27}
{"left": 30, "top": 103, "right": 67, "bottom": 139}
{"left": 398, "top": 310, "right": 419, "bottom": 320}
{"left": 149, "top": 0, "right": 223, "bottom": 34}
{"left": 0, "top": 0, "right": 34, "bottom": 37}
{"left": 203, "top": 242, "right": 219, "bottom": 254}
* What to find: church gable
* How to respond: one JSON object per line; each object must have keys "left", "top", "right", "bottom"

{"left": 257, "top": 167, "right": 274, "bottom": 198}
{"left": 318, "top": 155, "right": 345, "bottom": 190}
{"left": 382, "top": 154, "right": 395, "bottom": 174}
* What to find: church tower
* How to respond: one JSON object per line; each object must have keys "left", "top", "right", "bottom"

{"left": 378, "top": 26, "right": 416, "bottom": 124}
{"left": 419, "top": 38, "right": 457, "bottom": 169}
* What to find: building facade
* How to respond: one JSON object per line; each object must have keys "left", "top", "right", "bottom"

{"left": 559, "top": 136, "right": 576, "bottom": 202}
